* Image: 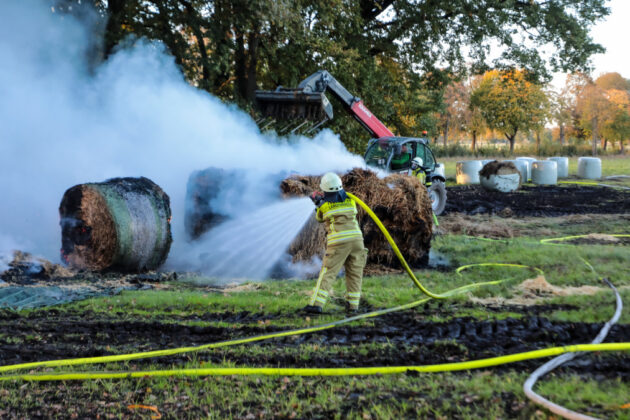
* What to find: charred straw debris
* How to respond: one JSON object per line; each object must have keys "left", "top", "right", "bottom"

{"left": 281, "top": 168, "right": 433, "bottom": 267}
{"left": 479, "top": 160, "right": 519, "bottom": 178}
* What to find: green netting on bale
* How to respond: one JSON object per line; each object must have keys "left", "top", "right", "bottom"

{"left": 92, "top": 178, "right": 171, "bottom": 271}
{"left": 0, "top": 285, "right": 135, "bottom": 310}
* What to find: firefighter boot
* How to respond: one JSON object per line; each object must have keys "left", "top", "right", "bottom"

{"left": 301, "top": 305, "right": 323, "bottom": 314}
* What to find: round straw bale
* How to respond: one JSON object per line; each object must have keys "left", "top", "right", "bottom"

{"left": 282, "top": 168, "right": 433, "bottom": 267}
{"left": 186, "top": 167, "right": 289, "bottom": 239}
{"left": 185, "top": 167, "right": 234, "bottom": 239}
{"left": 59, "top": 177, "right": 172, "bottom": 272}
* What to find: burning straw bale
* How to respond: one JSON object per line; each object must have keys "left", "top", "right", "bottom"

{"left": 185, "top": 167, "right": 288, "bottom": 239}
{"left": 59, "top": 177, "right": 172, "bottom": 272}
{"left": 185, "top": 167, "right": 234, "bottom": 239}
{"left": 281, "top": 168, "right": 433, "bottom": 267}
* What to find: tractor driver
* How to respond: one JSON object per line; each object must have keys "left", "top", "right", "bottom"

{"left": 411, "top": 157, "right": 426, "bottom": 184}
{"left": 390, "top": 144, "right": 411, "bottom": 170}
{"left": 303, "top": 173, "right": 368, "bottom": 315}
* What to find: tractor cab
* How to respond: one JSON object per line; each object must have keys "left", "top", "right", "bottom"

{"left": 365, "top": 137, "right": 438, "bottom": 176}
{"left": 365, "top": 136, "right": 447, "bottom": 215}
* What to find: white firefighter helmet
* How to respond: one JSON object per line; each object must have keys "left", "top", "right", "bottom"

{"left": 320, "top": 172, "right": 343, "bottom": 192}
{"left": 411, "top": 157, "right": 424, "bottom": 169}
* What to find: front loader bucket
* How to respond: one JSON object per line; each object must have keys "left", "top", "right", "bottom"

{"left": 255, "top": 88, "right": 333, "bottom": 123}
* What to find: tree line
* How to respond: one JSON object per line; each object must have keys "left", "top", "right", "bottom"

{"left": 439, "top": 70, "right": 630, "bottom": 155}
{"left": 52, "top": 0, "right": 612, "bottom": 154}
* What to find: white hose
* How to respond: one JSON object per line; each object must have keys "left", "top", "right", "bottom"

{"left": 523, "top": 278, "right": 622, "bottom": 420}
{"left": 597, "top": 183, "right": 630, "bottom": 190}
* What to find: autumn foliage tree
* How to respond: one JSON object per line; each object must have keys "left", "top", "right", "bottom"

{"left": 471, "top": 70, "right": 548, "bottom": 153}
{"left": 600, "top": 90, "right": 630, "bottom": 153}
{"left": 437, "top": 81, "right": 468, "bottom": 146}
{"left": 570, "top": 73, "right": 630, "bottom": 155}
{"left": 52, "top": 0, "right": 610, "bottom": 153}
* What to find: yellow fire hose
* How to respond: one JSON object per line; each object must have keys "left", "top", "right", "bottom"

{"left": 0, "top": 193, "right": 627, "bottom": 383}
{"left": 2, "top": 343, "right": 628, "bottom": 381}
{"left": 0, "top": 274, "right": 518, "bottom": 378}
{"left": 540, "top": 234, "right": 630, "bottom": 245}
{"left": 346, "top": 193, "right": 541, "bottom": 298}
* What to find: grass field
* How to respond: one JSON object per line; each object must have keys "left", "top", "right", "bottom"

{"left": 0, "top": 158, "right": 629, "bottom": 419}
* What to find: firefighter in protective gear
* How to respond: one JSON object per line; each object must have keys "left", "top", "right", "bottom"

{"left": 303, "top": 172, "right": 368, "bottom": 315}
{"left": 411, "top": 157, "right": 426, "bottom": 184}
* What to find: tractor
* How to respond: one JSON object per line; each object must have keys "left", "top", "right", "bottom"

{"left": 255, "top": 70, "right": 447, "bottom": 214}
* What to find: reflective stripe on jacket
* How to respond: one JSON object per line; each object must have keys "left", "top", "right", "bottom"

{"left": 316, "top": 197, "right": 363, "bottom": 246}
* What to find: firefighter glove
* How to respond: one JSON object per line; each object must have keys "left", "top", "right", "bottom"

{"left": 310, "top": 191, "right": 325, "bottom": 207}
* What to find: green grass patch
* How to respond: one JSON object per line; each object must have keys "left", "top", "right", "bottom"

{"left": 1, "top": 369, "right": 628, "bottom": 419}
{"left": 2, "top": 217, "right": 629, "bottom": 418}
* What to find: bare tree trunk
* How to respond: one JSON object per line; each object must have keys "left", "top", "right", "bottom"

{"left": 559, "top": 123, "right": 565, "bottom": 145}
{"left": 592, "top": 116, "right": 598, "bottom": 156}
{"left": 235, "top": 31, "right": 247, "bottom": 101}
{"left": 621, "top": 139, "right": 625, "bottom": 154}
{"left": 506, "top": 129, "right": 518, "bottom": 154}
{"left": 234, "top": 28, "right": 259, "bottom": 103}
{"left": 180, "top": 0, "right": 211, "bottom": 90}
{"left": 603, "top": 138, "right": 608, "bottom": 151}
{"left": 506, "top": 134, "right": 516, "bottom": 153}
{"left": 443, "top": 120, "right": 448, "bottom": 148}
{"left": 471, "top": 131, "right": 477, "bottom": 152}
{"left": 104, "top": 0, "right": 126, "bottom": 59}
{"left": 536, "top": 131, "right": 541, "bottom": 155}
{"left": 246, "top": 29, "right": 259, "bottom": 102}
{"left": 210, "top": 0, "right": 232, "bottom": 93}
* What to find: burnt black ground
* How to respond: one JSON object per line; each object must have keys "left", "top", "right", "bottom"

{"left": 444, "top": 184, "right": 630, "bottom": 216}
{"left": 0, "top": 308, "right": 627, "bottom": 378}
{"left": 563, "top": 236, "right": 630, "bottom": 246}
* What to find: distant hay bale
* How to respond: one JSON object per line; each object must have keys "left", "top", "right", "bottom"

{"left": 59, "top": 177, "right": 172, "bottom": 272}
{"left": 281, "top": 168, "right": 433, "bottom": 267}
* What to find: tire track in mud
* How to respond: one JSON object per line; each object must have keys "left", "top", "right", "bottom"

{"left": 0, "top": 309, "right": 627, "bottom": 377}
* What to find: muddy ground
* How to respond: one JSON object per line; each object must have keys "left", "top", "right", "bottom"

{"left": 0, "top": 182, "right": 628, "bottom": 420}
{"left": 444, "top": 184, "right": 630, "bottom": 216}
{"left": 0, "top": 306, "right": 627, "bottom": 379}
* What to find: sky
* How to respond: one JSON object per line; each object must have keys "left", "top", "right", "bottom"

{"left": 553, "top": 0, "right": 630, "bottom": 88}
{"left": 590, "top": 0, "right": 630, "bottom": 78}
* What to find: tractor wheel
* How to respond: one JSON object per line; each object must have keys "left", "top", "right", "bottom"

{"left": 428, "top": 181, "right": 447, "bottom": 215}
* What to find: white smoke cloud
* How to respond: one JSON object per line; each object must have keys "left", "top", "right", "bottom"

{"left": 0, "top": 0, "right": 364, "bottom": 276}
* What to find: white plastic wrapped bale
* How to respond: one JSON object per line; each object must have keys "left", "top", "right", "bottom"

{"left": 577, "top": 157, "right": 602, "bottom": 179}
{"left": 547, "top": 157, "right": 569, "bottom": 178}
{"left": 456, "top": 160, "right": 483, "bottom": 184}
{"left": 479, "top": 161, "right": 521, "bottom": 192}
{"left": 531, "top": 160, "right": 558, "bottom": 185}
{"left": 504, "top": 160, "right": 528, "bottom": 184}
{"left": 515, "top": 157, "right": 537, "bottom": 181}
